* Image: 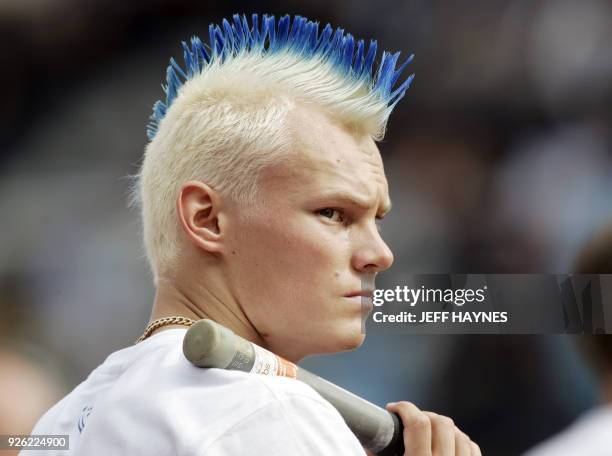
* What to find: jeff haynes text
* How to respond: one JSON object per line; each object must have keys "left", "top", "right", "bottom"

{"left": 372, "top": 311, "right": 509, "bottom": 324}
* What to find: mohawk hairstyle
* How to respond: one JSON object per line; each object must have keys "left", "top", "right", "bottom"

{"left": 135, "top": 13, "right": 414, "bottom": 282}
{"left": 146, "top": 13, "right": 414, "bottom": 141}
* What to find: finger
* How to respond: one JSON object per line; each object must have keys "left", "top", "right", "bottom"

{"left": 470, "top": 441, "right": 482, "bottom": 456}
{"left": 423, "top": 412, "right": 455, "bottom": 456}
{"left": 454, "top": 428, "right": 472, "bottom": 456}
{"left": 387, "top": 402, "right": 432, "bottom": 456}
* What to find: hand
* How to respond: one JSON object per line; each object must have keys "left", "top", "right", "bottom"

{"left": 383, "top": 402, "right": 481, "bottom": 456}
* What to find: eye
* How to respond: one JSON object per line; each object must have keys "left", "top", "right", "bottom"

{"left": 318, "top": 208, "right": 345, "bottom": 223}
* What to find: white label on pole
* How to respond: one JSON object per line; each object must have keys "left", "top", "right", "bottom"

{"left": 251, "top": 344, "right": 279, "bottom": 376}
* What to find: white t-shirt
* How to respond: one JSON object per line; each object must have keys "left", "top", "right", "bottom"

{"left": 523, "top": 405, "right": 612, "bottom": 456}
{"left": 23, "top": 328, "right": 366, "bottom": 455}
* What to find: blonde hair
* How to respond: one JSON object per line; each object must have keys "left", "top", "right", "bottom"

{"left": 131, "top": 14, "right": 414, "bottom": 282}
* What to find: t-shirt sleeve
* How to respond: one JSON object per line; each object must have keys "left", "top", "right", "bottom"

{"left": 200, "top": 393, "right": 366, "bottom": 455}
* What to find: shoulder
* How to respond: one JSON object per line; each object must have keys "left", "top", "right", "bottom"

{"left": 524, "top": 406, "right": 612, "bottom": 456}
{"left": 199, "top": 374, "right": 365, "bottom": 455}
{"left": 83, "top": 332, "right": 362, "bottom": 454}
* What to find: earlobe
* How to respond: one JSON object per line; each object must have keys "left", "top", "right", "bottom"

{"left": 176, "top": 181, "right": 224, "bottom": 254}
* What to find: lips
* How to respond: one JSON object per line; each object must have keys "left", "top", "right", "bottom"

{"left": 344, "top": 290, "right": 374, "bottom": 298}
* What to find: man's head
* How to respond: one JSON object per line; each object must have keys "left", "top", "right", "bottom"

{"left": 132, "top": 14, "right": 412, "bottom": 359}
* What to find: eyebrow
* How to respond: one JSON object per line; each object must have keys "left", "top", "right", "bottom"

{"left": 317, "top": 191, "right": 392, "bottom": 216}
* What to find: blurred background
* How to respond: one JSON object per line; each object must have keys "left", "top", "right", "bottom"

{"left": 1, "top": 1, "right": 612, "bottom": 454}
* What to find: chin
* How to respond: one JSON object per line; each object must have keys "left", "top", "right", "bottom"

{"left": 340, "top": 318, "right": 368, "bottom": 350}
{"left": 340, "top": 331, "right": 367, "bottom": 351}
{"left": 295, "top": 319, "right": 366, "bottom": 357}
{"left": 320, "top": 328, "right": 366, "bottom": 354}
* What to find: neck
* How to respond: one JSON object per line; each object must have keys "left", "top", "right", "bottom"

{"left": 147, "top": 274, "right": 268, "bottom": 350}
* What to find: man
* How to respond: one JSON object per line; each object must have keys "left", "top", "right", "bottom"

{"left": 524, "top": 227, "right": 612, "bottom": 456}
{"left": 26, "top": 14, "right": 481, "bottom": 455}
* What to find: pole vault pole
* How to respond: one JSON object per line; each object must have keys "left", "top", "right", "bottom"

{"left": 183, "top": 319, "right": 404, "bottom": 456}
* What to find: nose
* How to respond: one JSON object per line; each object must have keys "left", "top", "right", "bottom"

{"left": 351, "top": 225, "right": 394, "bottom": 273}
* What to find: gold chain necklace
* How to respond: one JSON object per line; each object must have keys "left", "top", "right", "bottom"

{"left": 134, "top": 316, "right": 196, "bottom": 344}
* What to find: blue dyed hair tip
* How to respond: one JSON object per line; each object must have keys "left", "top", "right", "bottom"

{"left": 147, "top": 13, "right": 414, "bottom": 140}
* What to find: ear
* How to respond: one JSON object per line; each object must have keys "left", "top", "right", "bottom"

{"left": 176, "top": 180, "right": 224, "bottom": 254}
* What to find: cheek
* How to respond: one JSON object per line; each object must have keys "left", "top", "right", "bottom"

{"left": 233, "top": 213, "right": 350, "bottom": 290}
{"left": 279, "top": 217, "right": 351, "bottom": 273}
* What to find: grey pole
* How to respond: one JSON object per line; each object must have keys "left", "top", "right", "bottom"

{"left": 183, "top": 319, "right": 404, "bottom": 455}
